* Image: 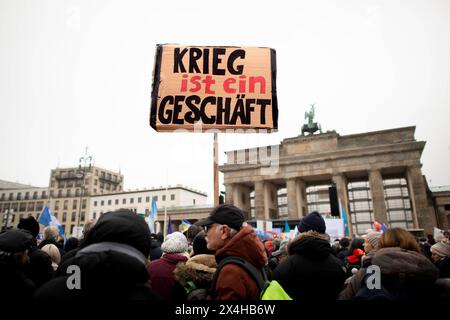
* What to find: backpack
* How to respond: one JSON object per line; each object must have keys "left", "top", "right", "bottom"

{"left": 210, "top": 256, "right": 292, "bottom": 300}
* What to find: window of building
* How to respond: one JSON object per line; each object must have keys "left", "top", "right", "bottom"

{"left": 82, "top": 199, "right": 86, "bottom": 209}
{"left": 27, "top": 202, "right": 35, "bottom": 211}
{"left": 9, "top": 193, "right": 13, "bottom": 201}
{"left": 71, "top": 212, "right": 76, "bottom": 222}
{"left": 81, "top": 211, "right": 85, "bottom": 221}
{"left": 1, "top": 193, "right": 5, "bottom": 201}
{"left": 101, "top": 200, "right": 104, "bottom": 206}
{"left": 41, "top": 191, "right": 47, "bottom": 198}
{"left": 55, "top": 201, "right": 59, "bottom": 210}
{"left": 162, "top": 195, "right": 166, "bottom": 201}
{"left": 19, "top": 203, "right": 26, "bottom": 212}
{"left": 72, "top": 200, "right": 77, "bottom": 210}
{"left": 93, "top": 212, "right": 97, "bottom": 219}
{"left": 94, "top": 179, "right": 98, "bottom": 186}
{"left": 33, "top": 192, "right": 38, "bottom": 200}
{"left": 25, "top": 192, "right": 29, "bottom": 200}
{"left": 123, "top": 198, "right": 126, "bottom": 204}
{"left": 17, "top": 193, "right": 21, "bottom": 200}
{"left": 50, "top": 190, "right": 54, "bottom": 197}
{"left": 193, "top": 199, "right": 196, "bottom": 205}
{"left": 94, "top": 201, "right": 97, "bottom": 207}
{"left": 130, "top": 198, "right": 134, "bottom": 204}
{"left": 171, "top": 194, "right": 175, "bottom": 201}
{"left": 62, "top": 212, "right": 67, "bottom": 222}
{"left": 63, "top": 200, "right": 68, "bottom": 210}
{"left": 383, "top": 178, "right": 414, "bottom": 229}
{"left": 66, "top": 189, "right": 71, "bottom": 197}
{"left": 445, "top": 204, "right": 450, "bottom": 211}
{"left": 36, "top": 202, "right": 43, "bottom": 211}
{"left": 67, "top": 181, "right": 73, "bottom": 188}
{"left": 348, "top": 181, "right": 374, "bottom": 235}
{"left": 108, "top": 199, "right": 112, "bottom": 205}
{"left": 146, "top": 196, "right": 150, "bottom": 203}
{"left": 138, "top": 197, "right": 142, "bottom": 203}
{"left": 115, "top": 199, "right": 119, "bottom": 205}
{"left": 57, "top": 190, "right": 62, "bottom": 198}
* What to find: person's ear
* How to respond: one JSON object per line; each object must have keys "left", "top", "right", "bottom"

{"left": 220, "top": 225, "right": 230, "bottom": 240}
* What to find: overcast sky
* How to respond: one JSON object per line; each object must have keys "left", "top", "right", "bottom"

{"left": 1, "top": 0, "right": 449, "bottom": 202}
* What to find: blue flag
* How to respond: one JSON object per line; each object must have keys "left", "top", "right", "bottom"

{"left": 38, "top": 206, "right": 52, "bottom": 226}
{"left": 38, "top": 206, "right": 64, "bottom": 236}
{"left": 168, "top": 215, "right": 173, "bottom": 234}
{"left": 149, "top": 197, "right": 158, "bottom": 233}
{"left": 181, "top": 219, "right": 192, "bottom": 226}
{"left": 339, "top": 200, "right": 350, "bottom": 236}
{"left": 284, "top": 220, "right": 291, "bottom": 233}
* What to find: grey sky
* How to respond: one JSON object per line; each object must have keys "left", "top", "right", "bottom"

{"left": 1, "top": 0, "right": 449, "bottom": 202}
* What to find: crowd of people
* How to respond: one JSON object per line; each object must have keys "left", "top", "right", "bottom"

{"left": 0, "top": 205, "right": 449, "bottom": 301}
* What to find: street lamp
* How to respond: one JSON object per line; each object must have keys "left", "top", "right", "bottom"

{"left": 76, "top": 150, "right": 93, "bottom": 229}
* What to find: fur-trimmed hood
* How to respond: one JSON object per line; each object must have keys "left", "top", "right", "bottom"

{"left": 288, "top": 230, "right": 332, "bottom": 259}
{"left": 174, "top": 254, "right": 217, "bottom": 288}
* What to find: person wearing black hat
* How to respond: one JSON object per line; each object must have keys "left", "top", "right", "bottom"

{"left": 195, "top": 204, "right": 267, "bottom": 300}
{"left": 272, "top": 211, "right": 347, "bottom": 301}
{"left": 18, "top": 216, "right": 54, "bottom": 288}
{"left": 0, "top": 229, "right": 36, "bottom": 301}
{"left": 34, "top": 209, "right": 161, "bottom": 301}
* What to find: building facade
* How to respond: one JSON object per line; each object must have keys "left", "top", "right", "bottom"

{"left": 1, "top": 184, "right": 48, "bottom": 230}
{"left": 89, "top": 185, "right": 207, "bottom": 221}
{"left": 220, "top": 126, "right": 442, "bottom": 236}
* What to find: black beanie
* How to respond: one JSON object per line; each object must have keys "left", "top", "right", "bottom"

{"left": 298, "top": 211, "right": 326, "bottom": 234}
{"left": 18, "top": 216, "right": 40, "bottom": 238}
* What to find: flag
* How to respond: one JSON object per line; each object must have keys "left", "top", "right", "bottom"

{"left": 38, "top": 206, "right": 52, "bottom": 226}
{"left": 167, "top": 215, "right": 173, "bottom": 234}
{"left": 181, "top": 219, "right": 192, "bottom": 226}
{"left": 284, "top": 220, "right": 291, "bottom": 233}
{"left": 372, "top": 221, "right": 382, "bottom": 231}
{"left": 381, "top": 223, "right": 388, "bottom": 233}
{"left": 149, "top": 196, "right": 158, "bottom": 233}
{"left": 294, "top": 225, "right": 299, "bottom": 238}
{"left": 39, "top": 206, "right": 64, "bottom": 236}
{"left": 339, "top": 199, "right": 350, "bottom": 236}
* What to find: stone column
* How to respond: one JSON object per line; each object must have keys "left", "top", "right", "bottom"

{"left": 406, "top": 165, "right": 437, "bottom": 234}
{"left": 296, "top": 179, "right": 307, "bottom": 218}
{"left": 332, "top": 173, "right": 353, "bottom": 237}
{"left": 286, "top": 178, "right": 298, "bottom": 220}
{"left": 264, "top": 181, "right": 279, "bottom": 220}
{"left": 287, "top": 178, "right": 306, "bottom": 220}
{"left": 369, "top": 169, "right": 389, "bottom": 224}
{"left": 254, "top": 181, "right": 265, "bottom": 220}
{"left": 224, "top": 184, "right": 235, "bottom": 205}
{"left": 233, "top": 184, "right": 252, "bottom": 220}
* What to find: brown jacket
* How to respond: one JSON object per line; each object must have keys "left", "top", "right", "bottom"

{"left": 211, "top": 225, "right": 267, "bottom": 300}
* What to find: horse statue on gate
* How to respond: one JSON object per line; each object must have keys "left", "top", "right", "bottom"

{"left": 301, "top": 104, "right": 322, "bottom": 135}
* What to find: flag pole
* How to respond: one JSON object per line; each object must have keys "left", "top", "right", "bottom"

{"left": 213, "top": 132, "right": 219, "bottom": 207}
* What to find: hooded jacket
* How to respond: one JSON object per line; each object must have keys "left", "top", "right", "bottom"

{"left": 339, "top": 247, "right": 439, "bottom": 300}
{"left": 34, "top": 210, "right": 161, "bottom": 301}
{"left": 211, "top": 225, "right": 267, "bottom": 300}
{"left": 174, "top": 254, "right": 217, "bottom": 300}
{"left": 272, "top": 230, "right": 347, "bottom": 301}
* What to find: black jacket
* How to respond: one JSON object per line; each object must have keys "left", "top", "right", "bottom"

{"left": 272, "top": 231, "right": 347, "bottom": 301}
{"left": 22, "top": 245, "right": 53, "bottom": 287}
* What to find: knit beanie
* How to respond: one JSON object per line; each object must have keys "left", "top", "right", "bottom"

{"left": 431, "top": 241, "right": 450, "bottom": 257}
{"left": 161, "top": 232, "right": 188, "bottom": 254}
{"left": 298, "top": 211, "right": 326, "bottom": 234}
{"left": 366, "top": 231, "right": 382, "bottom": 249}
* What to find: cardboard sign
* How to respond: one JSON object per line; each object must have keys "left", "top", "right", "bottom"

{"left": 150, "top": 44, "right": 278, "bottom": 132}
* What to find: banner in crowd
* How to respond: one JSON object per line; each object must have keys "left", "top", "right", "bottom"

{"left": 150, "top": 44, "right": 278, "bottom": 132}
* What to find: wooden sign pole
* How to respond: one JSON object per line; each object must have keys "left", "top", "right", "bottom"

{"left": 214, "top": 132, "right": 219, "bottom": 207}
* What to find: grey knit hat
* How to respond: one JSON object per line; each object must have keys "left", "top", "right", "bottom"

{"left": 366, "top": 231, "right": 382, "bottom": 249}
{"left": 161, "top": 232, "right": 188, "bottom": 254}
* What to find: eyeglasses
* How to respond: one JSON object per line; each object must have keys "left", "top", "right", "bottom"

{"left": 204, "top": 224, "right": 221, "bottom": 233}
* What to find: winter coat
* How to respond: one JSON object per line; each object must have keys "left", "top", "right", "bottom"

{"left": 272, "top": 230, "right": 347, "bottom": 301}
{"left": 34, "top": 210, "right": 161, "bottom": 301}
{"left": 174, "top": 254, "right": 217, "bottom": 300}
{"left": 147, "top": 253, "right": 188, "bottom": 300}
{"left": 211, "top": 225, "right": 268, "bottom": 300}
{"left": 339, "top": 247, "right": 439, "bottom": 300}
{"left": 22, "top": 245, "right": 54, "bottom": 287}
{"left": 0, "top": 255, "right": 36, "bottom": 301}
